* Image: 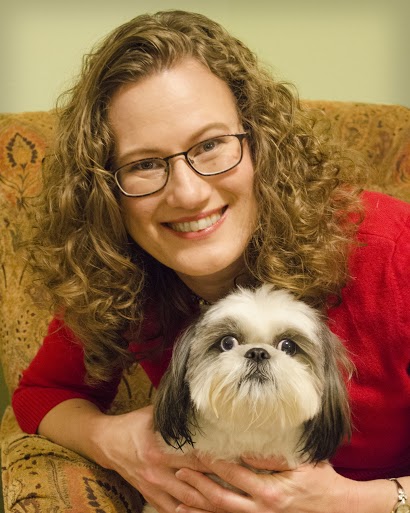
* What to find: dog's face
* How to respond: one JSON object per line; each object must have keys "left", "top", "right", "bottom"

{"left": 187, "top": 287, "right": 325, "bottom": 430}
{"left": 154, "top": 285, "right": 351, "bottom": 462}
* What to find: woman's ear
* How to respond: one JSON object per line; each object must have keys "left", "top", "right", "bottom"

{"left": 300, "top": 326, "right": 352, "bottom": 462}
{"left": 153, "top": 324, "right": 197, "bottom": 450}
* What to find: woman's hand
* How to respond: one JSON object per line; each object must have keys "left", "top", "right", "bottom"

{"left": 174, "top": 454, "right": 394, "bottom": 513}
{"left": 91, "top": 405, "right": 213, "bottom": 513}
{"left": 39, "top": 400, "right": 212, "bottom": 513}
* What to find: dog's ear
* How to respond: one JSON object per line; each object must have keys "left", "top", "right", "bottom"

{"left": 153, "top": 324, "right": 198, "bottom": 450}
{"left": 300, "top": 326, "right": 352, "bottom": 462}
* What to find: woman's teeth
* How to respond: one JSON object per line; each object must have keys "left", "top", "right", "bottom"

{"left": 170, "top": 212, "right": 222, "bottom": 232}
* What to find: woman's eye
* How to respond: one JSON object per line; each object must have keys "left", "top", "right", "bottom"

{"left": 202, "top": 140, "right": 217, "bottom": 152}
{"left": 195, "top": 138, "right": 221, "bottom": 155}
{"left": 138, "top": 160, "right": 156, "bottom": 170}
{"left": 128, "top": 159, "right": 165, "bottom": 173}
{"left": 277, "top": 338, "right": 297, "bottom": 356}
{"left": 219, "top": 336, "right": 238, "bottom": 352}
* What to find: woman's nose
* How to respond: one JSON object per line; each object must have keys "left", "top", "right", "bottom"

{"left": 164, "top": 157, "right": 212, "bottom": 209}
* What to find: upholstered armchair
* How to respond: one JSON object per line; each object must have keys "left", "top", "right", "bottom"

{"left": 1, "top": 102, "right": 410, "bottom": 512}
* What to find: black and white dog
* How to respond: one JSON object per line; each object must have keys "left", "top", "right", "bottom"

{"left": 143, "top": 285, "right": 351, "bottom": 512}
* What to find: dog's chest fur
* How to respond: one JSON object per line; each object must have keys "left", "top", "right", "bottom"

{"left": 189, "top": 413, "right": 304, "bottom": 466}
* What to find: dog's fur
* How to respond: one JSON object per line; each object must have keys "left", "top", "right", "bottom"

{"left": 142, "top": 285, "right": 351, "bottom": 512}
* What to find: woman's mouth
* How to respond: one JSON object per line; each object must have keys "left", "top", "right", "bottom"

{"left": 167, "top": 208, "right": 226, "bottom": 233}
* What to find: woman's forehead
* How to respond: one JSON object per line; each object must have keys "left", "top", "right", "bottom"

{"left": 108, "top": 58, "right": 241, "bottom": 163}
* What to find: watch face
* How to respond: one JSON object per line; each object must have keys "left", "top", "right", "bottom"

{"left": 396, "top": 504, "right": 410, "bottom": 513}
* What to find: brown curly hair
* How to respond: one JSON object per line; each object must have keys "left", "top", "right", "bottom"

{"left": 30, "top": 10, "right": 365, "bottom": 383}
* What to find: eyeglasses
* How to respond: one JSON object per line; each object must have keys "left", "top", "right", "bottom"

{"left": 114, "top": 133, "right": 247, "bottom": 197}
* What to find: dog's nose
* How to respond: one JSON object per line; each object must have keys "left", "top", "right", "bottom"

{"left": 244, "top": 347, "right": 271, "bottom": 362}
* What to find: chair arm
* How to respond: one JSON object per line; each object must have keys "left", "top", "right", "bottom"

{"left": 1, "top": 406, "right": 144, "bottom": 513}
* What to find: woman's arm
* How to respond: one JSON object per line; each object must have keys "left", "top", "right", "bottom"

{"left": 38, "top": 400, "right": 212, "bottom": 513}
{"left": 38, "top": 398, "right": 110, "bottom": 461}
{"left": 12, "top": 318, "right": 120, "bottom": 433}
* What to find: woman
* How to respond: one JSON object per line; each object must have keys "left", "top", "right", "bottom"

{"left": 12, "top": 10, "right": 410, "bottom": 513}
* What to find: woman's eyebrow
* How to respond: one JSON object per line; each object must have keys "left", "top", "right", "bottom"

{"left": 114, "top": 121, "right": 238, "bottom": 167}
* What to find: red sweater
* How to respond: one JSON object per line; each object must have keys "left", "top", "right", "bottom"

{"left": 12, "top": 191, "right": 410, "bottom": 481}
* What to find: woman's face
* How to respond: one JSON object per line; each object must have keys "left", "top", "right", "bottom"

{"left": 109, "top": 59, "right": 257, "bottom": 287}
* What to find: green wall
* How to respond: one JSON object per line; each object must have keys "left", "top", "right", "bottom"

{"left": 1, "top": 0, "right": 409, "bottom": 113}
{"left": 0, "top": 367, "right": 9, "bottom": 419}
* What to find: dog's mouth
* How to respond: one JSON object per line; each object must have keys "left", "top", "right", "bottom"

{"left": 239, "top": 362, "right": 273, "bottom": 386}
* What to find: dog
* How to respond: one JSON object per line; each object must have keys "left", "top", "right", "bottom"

{"left": 142, "top": 284, "right": 351, "bottom": 512}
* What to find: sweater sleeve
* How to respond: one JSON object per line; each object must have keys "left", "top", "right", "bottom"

{"left": 12, "top": 318, "right": 122, "bottom": 434}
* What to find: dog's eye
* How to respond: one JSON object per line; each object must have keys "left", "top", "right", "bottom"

{"left": 219, "top": 336, "right": 238, "bottom": 352}
{"left": 277, "top": 338, "right": 297, "bottom": 356}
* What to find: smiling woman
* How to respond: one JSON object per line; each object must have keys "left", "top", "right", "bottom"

{"left": 10, "top": 9, "right": 410, "bottom": 513}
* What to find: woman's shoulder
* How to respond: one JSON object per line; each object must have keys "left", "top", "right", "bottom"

{"left": 340, "top": 190, "right": 410, "bottom": 320}
{"left": 349, "top": 190, "right": 410, "bottom": 280}
{"left": 359, "top": 190, "right": 410, "bottom": 242}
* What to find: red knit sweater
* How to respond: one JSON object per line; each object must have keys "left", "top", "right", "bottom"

{"left": 12, "top": 191, "right": 410, "bottom": 481}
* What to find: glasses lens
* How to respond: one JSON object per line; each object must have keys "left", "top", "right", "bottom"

{"left": 116, "top": 158, "right": 167, "bottom": 196}
{"left": 188, "top": 135, "right": 243, "bottom": 175}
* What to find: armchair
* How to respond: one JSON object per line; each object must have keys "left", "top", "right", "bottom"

{"left": 1, "top": 102, "right": 410, "bottom": 512}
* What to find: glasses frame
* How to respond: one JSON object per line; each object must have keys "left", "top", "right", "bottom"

{"left": 114, "top": 132, "right": 248, "bottom": 197}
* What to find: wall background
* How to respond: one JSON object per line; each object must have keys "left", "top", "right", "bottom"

{"left": 1, "top": 0, "right": 409, "bottom": 113}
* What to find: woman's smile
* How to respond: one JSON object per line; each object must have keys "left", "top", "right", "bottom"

{"left": 164, "top": 206, "right": 227, "bottom": 235}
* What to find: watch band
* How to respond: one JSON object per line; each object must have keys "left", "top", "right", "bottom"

{"left": 389, "top": 478, "right": 410, "bottom": 513}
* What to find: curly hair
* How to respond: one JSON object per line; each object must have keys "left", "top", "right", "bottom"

{"left": 30, "top": 10, "right": 365, "bottom": 383}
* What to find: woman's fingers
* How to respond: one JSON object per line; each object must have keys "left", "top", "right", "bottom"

{"left": 192, "top": 454, "right": 267, "bottom": 497}
{"left": 176, "top": 466, "right": 255, "bottom": 513}
{"left": 165, "top": 471, "right": 216, "bottom": 510}
{"left": 164, "top": 450, "right": 211, "bottom": 473}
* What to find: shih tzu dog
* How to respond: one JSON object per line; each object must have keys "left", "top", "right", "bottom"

{"left": 142, "top": 284, "right": 351, "bottom": 512}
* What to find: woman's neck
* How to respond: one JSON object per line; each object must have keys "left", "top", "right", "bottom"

{"left": 176, "top": 258, "right": 252, "bottom": 304}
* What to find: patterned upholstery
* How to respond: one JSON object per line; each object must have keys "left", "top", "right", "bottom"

{"left": 1, "top": 103, "right": 410, "bottom": 512}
